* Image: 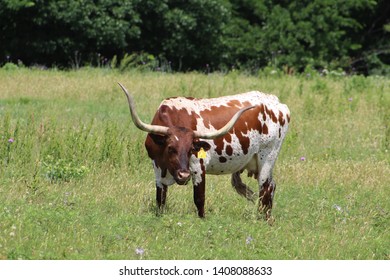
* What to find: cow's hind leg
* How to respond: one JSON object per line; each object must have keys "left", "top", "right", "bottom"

{"left": 156, "top": 184, "right": 168, "bottom": 216}
{"left": 259, "top": 178, "right": 276, "bottom": 220}
{"left": 231, "top": 172, "right": 255, "bottom": 203}
{"left": 257, "top": 147, "right": 281, "bottom": 220}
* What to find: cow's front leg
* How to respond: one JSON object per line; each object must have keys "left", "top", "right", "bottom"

{"left": 193, "top": 180, "right": 205, "bottom": 218}
{"left": 192, "top": 162, "right": 206, "bottom": 218}
{"left": 156, "top": 184, "right": 168, "bottom": 215}
{"left": 190, "top": 157, "right": 208, "bottom": 218}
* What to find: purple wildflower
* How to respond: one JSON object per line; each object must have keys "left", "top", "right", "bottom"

{"left": 246, "top": 236, "right": 253, "bottom": 245}
{"left": 8, "top": 138, "right": 14, "bottom": 143}
{"left": 135, "top": 248, "right": 145, "bottom": 256}
{"left": 348, "top": 97, "right": 353, "bottom": 102}
{"left": 300, "top": 156, "right": 306, "bottom": 161}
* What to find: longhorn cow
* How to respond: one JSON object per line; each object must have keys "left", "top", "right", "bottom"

{"left": 118, "top": 83, "right": 290, "bottom": 219}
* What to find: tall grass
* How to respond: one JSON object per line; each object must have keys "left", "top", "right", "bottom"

{"left": 0, "top": 68, "right": 389, "bottom": 259}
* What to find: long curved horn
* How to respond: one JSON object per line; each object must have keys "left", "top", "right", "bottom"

{"left": 194, "top": 105, "right": 255, "bottom": 139}
{"left": 118, "top": 83, "right": 169, "bottom": 135}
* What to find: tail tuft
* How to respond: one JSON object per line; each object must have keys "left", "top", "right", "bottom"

{"left": 231, "top": 172, "right": 256, "bottom": 203}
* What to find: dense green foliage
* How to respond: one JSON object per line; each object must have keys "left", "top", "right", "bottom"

{"left": 0, "top": 0, "right": 389, "bottom": 74}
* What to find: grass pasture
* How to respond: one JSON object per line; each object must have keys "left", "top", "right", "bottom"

{"left": 0, "top": 68, "right": 389, "bottom": 260}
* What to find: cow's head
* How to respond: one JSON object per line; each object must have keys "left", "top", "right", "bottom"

{"left": 118, "top": 83, "right": 254, "bottom": 185}
{"left": 148, "top": 126, "right": 211, "bottom": 185}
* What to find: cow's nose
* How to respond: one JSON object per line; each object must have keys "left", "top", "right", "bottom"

{"left": 177, "top": 170, "right": 191, "bottom": 185}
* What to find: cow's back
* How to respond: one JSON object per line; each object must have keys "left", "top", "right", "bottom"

{"left": 156, "top": 91, "right": 290, "bottom": 140}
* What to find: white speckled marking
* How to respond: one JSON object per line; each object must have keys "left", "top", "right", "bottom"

{"left": 153, "top": 161, "right": 175, "bottom": 188}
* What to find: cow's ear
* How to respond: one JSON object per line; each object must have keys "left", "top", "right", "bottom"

{"left": 149, "top": 133, "right": 167, "bottom": 146}
{"left": 193, "top": 140, "right": 211, "bottom": 152}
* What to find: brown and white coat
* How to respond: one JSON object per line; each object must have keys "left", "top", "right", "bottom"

{"left": 119, "top": 84, "right": 290, "bottom": 218}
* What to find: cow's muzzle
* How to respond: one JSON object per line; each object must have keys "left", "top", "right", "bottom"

{"left": 175, "top": 170, "right": 191, "bottom": 185}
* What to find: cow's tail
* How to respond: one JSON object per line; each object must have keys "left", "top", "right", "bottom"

{"left": 231, "top": 172, "right": 256, "bottom": 203}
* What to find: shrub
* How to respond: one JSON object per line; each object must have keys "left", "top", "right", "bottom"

{"left": 42, "top": 155, "right": 89, "bottom": 182}
{"left": 119, "top": 53, "right": 158, "bottom": 72}
{"left": 1, "top": 62, "right": 19, "bottom": 71}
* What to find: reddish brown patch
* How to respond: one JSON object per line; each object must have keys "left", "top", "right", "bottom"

{"left": 199, "top": 104, "right": 261, "bottom": 155}
{"left": 227, "top": 100, "right": 242, "bottom": 107}
{"left": 262, "top": 123, "right": 268, "bottom": 134}
{"left": 226, "top": 145, "right": 233, "bottom": 156}
{"left": 156, "top": 105, "right": 200, "bottom": 129}
{"left": 278, "top": 111, "right": 285, "bottom": 126}
{"left": 269, "top": 110, "right": 278, "bottom": 123}
{"left": 259, "top": 104, "right": 265, "bottom": 115}
{"left": 286, "top": 114, "right": 290, "bottom": 123}
{"left": 209, "top": 129, "right": 232, "bottom": 155}
{"left": 264, "top": 105, "right": 278, "bottom": 123}
{"left": 226, "top": 99, "right": 252, "bottom": 108}
{"left": 224, "top": 132, "right": 232, "bottom": 143}
{"left": 238, "top": 133, "right": 250, "bottom": 154}
{"left": 242, "top": 101, "right": 252, "bottom": 107}
{"left": 213, "top": 137, "right": 224, "bottom": 155}
{"left": 264, "top": 105, "right": 270, "bottom": 116}
{"left": 200, "top": 105, "right": 229, "bottom": 154}
{"left": 231, "top": 106, "right": 262, "bottom": 155}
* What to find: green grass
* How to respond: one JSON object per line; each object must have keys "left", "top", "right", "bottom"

{"left": 0, "top": 68, "right": 389, "bottom": 259}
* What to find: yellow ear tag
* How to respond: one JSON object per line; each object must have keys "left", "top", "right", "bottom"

{"left": 197, "top": 148, "right": 207, "bottom": 159}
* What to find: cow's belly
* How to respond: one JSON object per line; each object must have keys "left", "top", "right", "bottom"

{"left": 189, "top": 152, "right": 257, "bottom": 186}
{"left": 204, "top": 152, "right": 255, "bottom": 175}
{"left": 203, "top": 130, "right": 266, "bottom": 175}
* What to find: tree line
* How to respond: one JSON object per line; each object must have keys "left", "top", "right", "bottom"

{"left": 1, "top": 0, "right": 389, "bottom": 75}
